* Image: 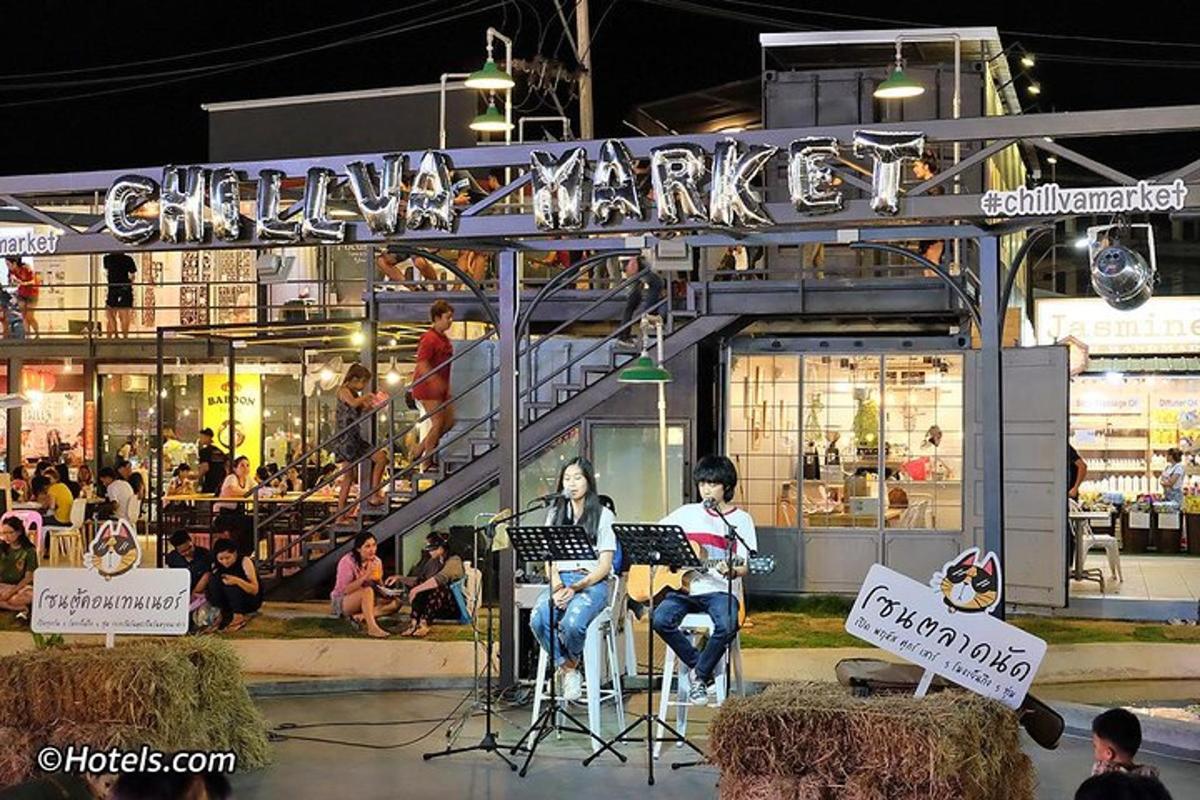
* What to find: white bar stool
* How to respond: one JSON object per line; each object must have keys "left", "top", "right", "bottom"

{"left": 655, "top": 612, "right": 743, "bottom": 759}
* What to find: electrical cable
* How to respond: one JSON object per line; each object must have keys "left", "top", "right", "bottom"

{"left": 0, "top": 1, "right": 498, "bottom": 93}
{"left": 0, "top": 0, "right": 455, "bottom": 83}
{"left": 268, "top": 691, "right": 474, "bottom": 751}
{"left": 577, "top": 0, "right": 622, "bottom": 63}
{"left": 0, "top": 2, "right": 504, "bottom": 109}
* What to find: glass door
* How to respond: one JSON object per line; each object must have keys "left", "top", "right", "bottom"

{"left": 586, "top": 420, "right": 689, "bottom": 522}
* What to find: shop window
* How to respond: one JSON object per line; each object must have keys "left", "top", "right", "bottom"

{"left": 22, "top": 363, "right": 86, "bottom": 468}
{"left": 883, "top": 355, "right": 964, "bottom": 530}
{"left": 100, "top": 373, "right": 155, "bottom": 469}
{"left": 589, "top": 422, "right": 687, "bottom": 523}
{"left": 727, "top": 351, "right": 964, "bottom": 531}
{"left": 263, "top": 375, "right": 303, "bottom": 470}
{"left": 727, "top": 354, "right": 800, "bottom": 526}
{"left": 801, "top": 355, "right": 881, "bottom": 529}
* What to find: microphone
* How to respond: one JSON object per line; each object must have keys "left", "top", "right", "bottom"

{"left": 531, "top": 488, "right": 571, "bottom": 507}
{"left": 702, "top": 497, "right": 717, "bottom": 510}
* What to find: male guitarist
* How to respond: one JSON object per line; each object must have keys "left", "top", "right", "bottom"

{"left": 651, "top": 455, "right": 757, "bottom": 707}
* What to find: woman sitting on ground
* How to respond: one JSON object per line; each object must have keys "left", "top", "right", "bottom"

{"left": 204, "top": 539, "right": 262, "bottom": 633}
{"left": 388, "top": 531, "right": 464, "bottom": 638}
{"left": 0, "top": 517, "right": 38, "bottom": 618}
{"left": 331, "top": 532, "right": 398, "bottom": 638}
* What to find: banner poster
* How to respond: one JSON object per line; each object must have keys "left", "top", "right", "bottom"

{"left": 22, "top": 391, "right": 84, "bottom": 461}
{"left": 202, "top": 373, "right": 262, "bottom": 473}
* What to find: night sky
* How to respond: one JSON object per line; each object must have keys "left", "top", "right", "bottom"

{"left": 1, "top": 0, "right": 1197, "bottom": 177}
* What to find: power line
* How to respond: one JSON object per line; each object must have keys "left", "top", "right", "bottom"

{"left": 578, "top": 0, "right": 622, "bottom": 63}
{"left": 0, "top": 1, "right": 452, "bottom": 83}
{"left": 0, "top": 3, "right": 505, "bottom": 109}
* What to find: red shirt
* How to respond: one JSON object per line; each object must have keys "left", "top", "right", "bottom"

{"left": 412, "top": 328, "right": 453, "bottom": 401}
{"left": 10, "top": 264, "right": 36, "bottom": 299}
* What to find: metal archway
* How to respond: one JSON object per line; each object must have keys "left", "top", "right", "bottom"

{"left": 382, "top": 246, "right": 501, "bottom": 330}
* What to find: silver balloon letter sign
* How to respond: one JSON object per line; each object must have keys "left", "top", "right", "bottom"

{"left": 256, "top": 169, "right": 301, "bottom": 243}
{"left": 650, "top": 144, "right": 707, "bottom": 225}
{"left": 104, "top": 175, "right": 158, "bottom": 245}
{"left": 406, "top": 151, "right": 457, "bottom": 232}
{"left": 159, "top": 166, "right": 206, "bottom": 243}
{"left": 853, "top": 131, "right": 926, "bottom": 216}
{"left": 591, "top": 139, "right": 643, "bottom": 224}
{"left": 788, "top": 137, "right": 843, "bottom": 214}
{"left": 301, "top": 167, "right": 345, "bottom": 243}
{"left": 346, "top": 155, "right": 405, "bottom": 235}
{"left": 209, "top": 168, "right": 242, "bottom": 241}
{"left": 708, "top": 138, "right": 777, "bottom": 227}
{"left": 530, "top": 148, "right": 587, "bottom": 231}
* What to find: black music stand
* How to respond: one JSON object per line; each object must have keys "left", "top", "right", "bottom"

{"left": 583, "top": 524, "right": 705, "bottom": 785}
{"left": 506, "top": 525, "right": 627, "bottom": 776}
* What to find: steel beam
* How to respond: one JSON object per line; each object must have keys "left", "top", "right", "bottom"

{"left": 497, "top": 249, "right": 519, "bottom": 689}
{"left": 978, "top": 235, "right": 1006, "bottom": 620}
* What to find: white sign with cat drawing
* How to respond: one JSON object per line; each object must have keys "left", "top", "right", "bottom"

{"left": 844, "top": 548, "right": 1047, "bottom": 710}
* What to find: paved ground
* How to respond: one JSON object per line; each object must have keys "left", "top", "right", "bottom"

{"left": 232, "top": 690, "right": 1200, "bottom": 800}
{"left": 1074, "top": 553, "right": 1200, "bottom": 601}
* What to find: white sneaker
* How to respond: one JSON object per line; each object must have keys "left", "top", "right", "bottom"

{"left": 687, "top": 673, "right": 710, "bottom": 707}
{"left": 561, "top": 668, "right": 583, "bottom": 702}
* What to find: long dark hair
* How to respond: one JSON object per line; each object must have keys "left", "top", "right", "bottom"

{"left": 0, "top": 517, "right": 35, "bottom": 551}
{"left": 551, "top": 456, "right": 602, "bottom": 541}
{"left": 351, "top": 532, "right": 376, "bottom": 567}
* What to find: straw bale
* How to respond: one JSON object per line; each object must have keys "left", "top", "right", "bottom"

{"left": 709, "top": 683, "right": 1034, "bottom": 800}
{"left": 0, "top": 727, "right": 34, "bottom": 787}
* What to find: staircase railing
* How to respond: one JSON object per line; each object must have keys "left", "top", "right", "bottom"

{"left": 257, "top": 255, "right": 683, "bottom": 578}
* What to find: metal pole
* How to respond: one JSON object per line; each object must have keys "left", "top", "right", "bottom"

{"left": 497, "top": 249, "right": 519, "bottom": 688}
{"left": 575, "top": 0, "right": 595, "bottom": 139}
{"left": 979, "top": 235, "right": 1006, "bottom": 620}
{"left": 156, "top": 331, "right": 165, "bottom": 567}
{"left": 655, "top": 318, "right": 669, "bottom": 516}
{"left": 439, "top": 73, "right": 469, "bottom": 149}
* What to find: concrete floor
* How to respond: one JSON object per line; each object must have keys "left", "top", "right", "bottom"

{"left": 1073, "top": 553, "right": 1200, "bottom": 601}
{"left": 232, "top": 690, "right": 1200, "bottom": 800}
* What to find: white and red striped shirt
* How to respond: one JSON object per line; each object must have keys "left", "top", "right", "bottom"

{"left": 659, "top": 502, "right": 757, "bottom": 597}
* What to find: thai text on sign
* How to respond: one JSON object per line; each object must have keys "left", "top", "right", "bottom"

{"left": 32, "top": 568, "right": 190, "bottom": 635}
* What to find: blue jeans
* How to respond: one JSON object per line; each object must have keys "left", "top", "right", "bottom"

{"left": 652, "top": 590, "right": 740, "bottom": 684}
{"left": 530, "top": 571, "right": 609, "bottom": 667}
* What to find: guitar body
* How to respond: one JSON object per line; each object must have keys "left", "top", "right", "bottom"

{"left": 625, "top": 540, "right": 775, "bottom": 627}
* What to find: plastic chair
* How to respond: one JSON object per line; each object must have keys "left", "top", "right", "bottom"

{"left": 530, "top": 576, "right": 628, "bottom": 753}
{"left": 1080, "top": 516, "right": 1123, "bottom": 583}
{"left": 655, "top": 612, "right": 744, "bottom": 759}
{"left": 45, "top": 498, "right": 87, "bottom": 566}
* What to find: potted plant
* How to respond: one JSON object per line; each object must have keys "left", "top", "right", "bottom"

{"left": 1184, "top": 490, "right": 1200, "bottom": 555}
{"left": 1123, "top": 496, "right": 1153, "bottom": 554}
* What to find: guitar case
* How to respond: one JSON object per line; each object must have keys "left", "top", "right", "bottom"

{"left": 833, "top": 658, "right": 1064, "bottom": 750}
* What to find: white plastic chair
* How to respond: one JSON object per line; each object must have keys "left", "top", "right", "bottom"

{"left": 530, "top": 576, "right": 628, "bottom": 753}
{"left": 1076, "top": 505, "right": 1123, "bottom": 583}
{"left": 655, "top": 611, "right": 744, "bottom": 759}
{"left": 45, "top": 498, "right": 87, "bottom": 566}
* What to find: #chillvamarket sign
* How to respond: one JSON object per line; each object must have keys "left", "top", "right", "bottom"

{"left": 844, "top": 548, "right": 1047, "bottom": 710}
{"left": 32, "top": 519, "right": 190, "bottom": 638}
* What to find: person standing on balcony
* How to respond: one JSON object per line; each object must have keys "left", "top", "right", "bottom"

{"left": 408, "top": 301, "right": 456, "bottom": 473}
{"left": 618, "top": 255, "right": 665, "bottom": 342}
{"left": 102, "top": 251, "right": 137, "bottom": 338}
{"left": 5, "top": 257, "right": 38, "bottom": 337}
{"left": 332, "top": 364, "right": 389, "bottom": 520}
{"left": 912, "top": 151, "right": 945, "bottom": 276}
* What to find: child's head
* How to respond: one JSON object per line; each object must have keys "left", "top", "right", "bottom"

{"left": 1092, "top": 708, "right": 1143, "bottom": 764}
{"left": 694, "top": 455, "right": 738, "bottom": 505}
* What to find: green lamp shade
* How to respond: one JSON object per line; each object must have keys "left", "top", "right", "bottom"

{"left": 465, "top": 58, "right": 515, "bottom": 90}
{"left": 469, "top": 103, "right": 513, "bottom": 133}
{"left": 618, "top": 356, "right": 672, "bottom": 384}
{"left": 874, "top": 67, "right": 925, "bottom": 100}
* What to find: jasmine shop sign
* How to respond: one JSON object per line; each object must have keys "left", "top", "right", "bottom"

{"left": 102, "top": 132, "right": 930, "bottom": 246}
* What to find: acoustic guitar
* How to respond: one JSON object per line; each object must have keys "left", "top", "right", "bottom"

{"left": 626, "top": 538, "right": 775, "bottom": 623}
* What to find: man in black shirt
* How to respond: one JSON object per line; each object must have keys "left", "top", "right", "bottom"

{"left": 102, "top": 252, "right": 137, "bottom": 339}
{"left": 165, "top": 530, "right": 213, "bottom": 595}
{"left": 196, "top": 428, "right": 227, "bottom": 495}
{"left": 1068, "top": 445, "right": 1087, "bottom": 499}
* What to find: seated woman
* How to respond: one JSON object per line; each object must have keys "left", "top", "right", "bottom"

{"left": 0, "top": 517, "right": 38, "bottom": 618}
{"left": 528, "top": 457, "right": 616, "bottom": 702}
{"left": 167, "top": 463, "right": 194, "bottom": 496}
{"left": 331, "top": 532, "right": 398, "bottom": 638}
{"left": 389, "top": 531, "right": 464, "bottom": 638}
{"left": 204, "top": 539, "right": 262, "bottom": 633}
{"left": 213, "top": 456, "right": 254, "bottom": 556}
{"left": 284, "top": 467, "right": 304, "bottom": 493}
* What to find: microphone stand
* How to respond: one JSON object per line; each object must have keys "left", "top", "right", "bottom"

{"left": 673, "top": 500, "right": 754, "bottom": 771}
{"left": 423, "top": 499, "right": 553, "bottom": 768}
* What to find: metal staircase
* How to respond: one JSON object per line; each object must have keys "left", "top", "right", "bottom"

{"left": 252, "top": 267, "right": 741, "bottom": 598}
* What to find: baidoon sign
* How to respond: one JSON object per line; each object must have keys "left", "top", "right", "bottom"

{"left": 100, "top": 132, "right": 932, "bottom": 246}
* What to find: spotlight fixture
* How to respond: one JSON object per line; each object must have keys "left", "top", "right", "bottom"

{"left": 1086, "top": 222, "right": 1158, "bottom": 311}
{"left": 1020, "top": 52, "right": 1036, "bottom": 68}
{"left": 1026, "top": 82, "right": 1042, "bottom": 96}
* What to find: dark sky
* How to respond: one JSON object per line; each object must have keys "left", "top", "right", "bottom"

{"left": 2, "top": 0, "right": 1198, "bottom": 176}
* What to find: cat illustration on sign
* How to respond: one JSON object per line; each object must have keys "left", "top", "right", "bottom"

{"left": 83, "top": 518, "right": 141, "bottom": 580}
{"left": 931, "top": 547, "right": 1002, "bottom": 614}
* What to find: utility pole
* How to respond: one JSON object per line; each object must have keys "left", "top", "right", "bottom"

{"left": 575, "top": 0, "right": 595, "bottom": 139}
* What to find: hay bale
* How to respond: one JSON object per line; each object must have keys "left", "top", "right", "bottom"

{"left": 0, "top": 638, "right": 270, "bottom": 773}
{"left": 709, "top": 683, "right": 1035, "bottom": 800}
{"left": 0, "top": 727, "right": 34, "bottom": 787}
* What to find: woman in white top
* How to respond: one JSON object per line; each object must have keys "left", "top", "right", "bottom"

{"left": 213, "top": 456, "right": 253, "bottom": 513}
{"left": 1160, "top": 447, "right": 1185, "bottom": 507}
{"left": 528, "top": 457, "right": 615, "bottom": 702}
